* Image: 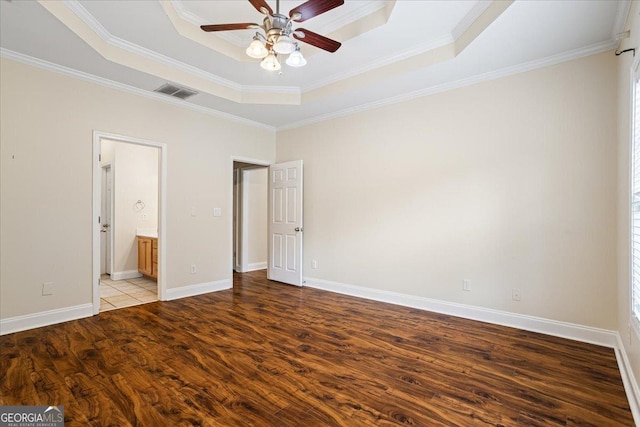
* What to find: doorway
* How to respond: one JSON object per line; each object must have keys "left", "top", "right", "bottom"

{"left": 92, "top": 132, "right": 168, "bottom": 314}
{"left": 233, "top": 161, "right": 269, "bottom": 273}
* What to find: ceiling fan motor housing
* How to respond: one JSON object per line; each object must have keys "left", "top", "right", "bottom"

{"left": 264, "top": 14, "right": 290, "bottom": 40}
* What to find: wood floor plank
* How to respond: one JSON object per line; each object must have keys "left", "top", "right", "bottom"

{"left": 0, "top": 270, "right": 633, "bottom": 425}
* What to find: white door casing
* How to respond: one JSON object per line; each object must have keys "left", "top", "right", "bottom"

{"left": 233, "top": 168, "right": 241, "bottom": 272}
{"left": 100, "top": 165, "right": 113, "bottom": 275}
{"left": 268, "top": 160, "right": 303, "bottom": 286}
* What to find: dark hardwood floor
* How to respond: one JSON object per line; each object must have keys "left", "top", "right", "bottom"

{"left": 0, "top": 270, "right": 633, "bottom": 426}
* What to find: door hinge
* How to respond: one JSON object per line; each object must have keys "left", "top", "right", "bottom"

{"left": 98, "top": 216, "right": 101, "bottom": 224}
{"left": 99, "top": 154, "right": 102, "bottom": 162}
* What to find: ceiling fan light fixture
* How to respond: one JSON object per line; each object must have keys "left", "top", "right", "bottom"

{"left": 246, "top": 38, "right": 268, "bottom": 59}
{"left": 273, "top": 34, "right": 295, "bottom": 54}
{"left": 286, "top": 48, "right": 307, "bottom": 67}
{"left": 260, "top": 51, "right": 281, "bottom": 71}
{"left": 201, "top": 0, "right": 344, "bottom": 71}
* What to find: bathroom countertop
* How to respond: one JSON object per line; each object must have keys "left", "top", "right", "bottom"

{"left": 136, "top": 228, "right": 158, "bottom": 238}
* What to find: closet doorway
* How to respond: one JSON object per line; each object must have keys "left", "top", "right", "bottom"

{"left": 233, "top": 160, "right": 269, "bottom": 274}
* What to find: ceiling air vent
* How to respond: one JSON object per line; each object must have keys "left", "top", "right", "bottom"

{"left": 154, "top": 83, "right": 198, "bottom": 100}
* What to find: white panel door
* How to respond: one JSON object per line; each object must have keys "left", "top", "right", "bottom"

{"left": 268, "top": 160, "right": 303, "bottom": 286}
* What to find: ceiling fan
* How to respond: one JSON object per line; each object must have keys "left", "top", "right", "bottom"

{"left": 200, "top": 0, "right": 344, "bottom": 71}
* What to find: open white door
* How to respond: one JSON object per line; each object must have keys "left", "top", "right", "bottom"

{"left": 268, "top": 160, "right": 303, "bottom": 286}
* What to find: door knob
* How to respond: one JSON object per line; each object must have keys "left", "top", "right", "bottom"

{"left": 295, "top": 227, "right": 303, "bottom": 232}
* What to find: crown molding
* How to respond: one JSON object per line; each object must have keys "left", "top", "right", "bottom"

{"left": 39, "top": 0, "right": 507, "bottom": 106}
{"left": 279, "top": 39, "right": 616, "bottom": 131}
{"left": 171, "top": 0, "right": 206, "bottom": 26}
{"left": 160, "top": 1, "right": 252, "bottom": 62}
{"left": 451, "top": 0, "right": 493, "bottom": 41}
{"left": 63, "top": 0, "right": 245, "bottom": 92}
{"left": 303, "top": 34, "right": 455, "bottom": 92}
{"left": 170, "top": 0, "right": 243, "bottom": 47}
{"left": 301, "top": 0, "right": 510, "bottom": 104}
{"left": 0, "top": 36, "right": 617, "bottom": 135}
{"left": 612, "top": 0, "right": 632, "bottom": 39}
{"left": 42, "top": 0, "right": 301, "bottom": 104}
{"left": 0, "top": 48, "right": 275, "bottom": 131}
{"left": 302, "top": 1, "right": 388, "bottom": 36}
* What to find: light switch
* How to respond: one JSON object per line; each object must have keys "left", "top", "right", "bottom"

{"left": 42, "top": 282, "right": 54, "bottom": 296}
{"left": 213, "top": 208, "right": 222, "bottom": 217}
{"left": 142, "top": 213, "right": 148, "bottom": 221}
{"left": 191, "top": 207, "right": 197, "bottom": 217}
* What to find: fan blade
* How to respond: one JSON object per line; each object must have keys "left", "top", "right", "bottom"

{"left": 249, "top": 0, "right": 273, "bottom": 15}
{"left": 293, "top": 28, "right": 341, "bottom": 52}
{"left": 200, "top": 23, "right": 260, "bottom": 32}
{"left": 290, "top": 0, "right": 344, "bottom": 22}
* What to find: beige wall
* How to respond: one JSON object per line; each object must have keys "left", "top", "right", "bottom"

{"left": 617, "top": 0, "right": 640, "bottom": 401}
{"left": 0, "top": 33, "right": 628, "bottom": 342}
{"left": 0, "top": 57, "right": 275, "bottom": 319}
{"left": 278, "top": 51, "right": 618, "bottom": 329}
{"left": 102, "top": 140, "right": 159, "bottom": 275}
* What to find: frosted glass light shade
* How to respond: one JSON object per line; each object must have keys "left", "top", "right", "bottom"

{"left": 273, "top": 35, "right": 295, "bottom": 54}
{"left": 260, "top": 52, "right": 281, "bottom": 71}
{"left": 286, "top": 49, "right": 307, "bottom": 67}
{"left": 246, "top": 39, "right": 268, "bottom": 59}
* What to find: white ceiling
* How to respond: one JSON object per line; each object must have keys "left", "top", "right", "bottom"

{"left": 0, "top": 0, "right": 629, "bottom": 130}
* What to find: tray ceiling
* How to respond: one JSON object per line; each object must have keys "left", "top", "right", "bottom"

{"left": 0, "top": 0, "right": 629, "bottom": 129}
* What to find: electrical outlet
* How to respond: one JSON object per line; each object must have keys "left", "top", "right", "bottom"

{"left": 312, "top": 260, "right": 317, "bottom": 269}
{"left": 190, "top": 265, "right": 197, "bottom": 274}
{"left": 42, "top": 282, "right": 54, "bottom": 296}
{"left": 512, "top": 288, "right": 521, "bottom": 301}
{"left": 462, "top": 279, "right": 470, "bottom": 291}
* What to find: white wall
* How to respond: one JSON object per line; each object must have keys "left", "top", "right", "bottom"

{"left": 233, "top": 165, "right": 268, "bottom": 272}
{"left": 0, "top": 57, "right": 275, "bottom": 320}
{"left": 616, "top": 0, "right": 640, "bottom": 406}
{"left": 101, "top": 140, "right": 159, "bottom": 275}
{"left": 278, "top": 51, "right": 618, "bottom": 330}
{"left": 245, "top": 168, "right": 267, "bottom": 268}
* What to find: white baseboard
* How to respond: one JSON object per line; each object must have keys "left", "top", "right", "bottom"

{"left": 247, "top": 262, "right": 267, "bottom": 271}
{"left": 307, "top": 276, "right": 639, "bottom": 422}
{"left": 304, "top": 277, "right": 618, "bottom": 348}
{"left": 0, "top": 303, "right": 94, "bottom": 336}
{"left": 165, "top": 279, "right": 232, "bottom": 301}
{"left": 235, "top": 262, "right": 267, "bottom": 273}
{"left": 616, "top": 333, "right": 640, "bottom": 425}
{"left": 110, "top": 270, "right": 142, "bottom": 281}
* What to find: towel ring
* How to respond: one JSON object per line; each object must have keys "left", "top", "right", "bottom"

{"left": 135, "top": 200, "right": 146, "bottom": 211}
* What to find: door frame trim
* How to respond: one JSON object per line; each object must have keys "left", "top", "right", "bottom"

{"left": 230, "top": 156, "right": 271, "bottom": 277}
{"left": 92, "top": 131, "right": 168, "bottom": 314}
{"left": 100, "top": 163, "right": 114, "bottom": 276}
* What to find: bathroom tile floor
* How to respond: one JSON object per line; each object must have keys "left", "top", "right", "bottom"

{"left": 100, "top": 274, "right": 158, "bottom": 312}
